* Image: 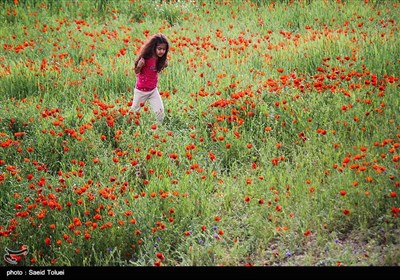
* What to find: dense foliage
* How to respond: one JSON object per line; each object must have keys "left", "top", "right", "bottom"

{"left": 0, "top": 0, "right": 399, "bottom": 266}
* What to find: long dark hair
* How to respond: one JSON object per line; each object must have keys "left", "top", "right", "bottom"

{"left": 135, "top": 33, "right": 169, "bottom": 72}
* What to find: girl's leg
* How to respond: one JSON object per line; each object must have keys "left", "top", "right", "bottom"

{"left": 130, "top": 89, "right": 148, "bottom": 112}
{"left": 148, "top": 88, "right": 165, "bottom": 123}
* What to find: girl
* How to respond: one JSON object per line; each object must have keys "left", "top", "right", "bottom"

{"left": 130, "top": 33, "right": 169, "bottom": 123}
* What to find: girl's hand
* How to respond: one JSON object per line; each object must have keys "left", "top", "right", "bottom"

{"left": 137, "top": 57, "right": 145, "bottom": 68}
{"left": 135, "top": 57, "right": 145, "bottom": 74}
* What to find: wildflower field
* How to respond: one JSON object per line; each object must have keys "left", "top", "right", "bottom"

{"left": 0, "top": 0, "right": 399, "bottom": 267}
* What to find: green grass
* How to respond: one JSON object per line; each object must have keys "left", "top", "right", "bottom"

{"left": 0, "top": 0, "right": 399, "bottom": 267}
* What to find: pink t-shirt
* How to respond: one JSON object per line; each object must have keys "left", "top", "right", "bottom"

{"left": 136, "top": 56, "right": 158, "bottom": 91}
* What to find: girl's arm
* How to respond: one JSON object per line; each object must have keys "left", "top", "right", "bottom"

{"left": 134, "top": 57, "right": 145, "bottom": 74}
{"left": 159, "top": 59, "right": 168, "bottom": 72}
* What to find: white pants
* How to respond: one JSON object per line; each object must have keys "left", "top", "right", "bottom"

{"left": 130, "top": 88, "right": 165, "bottom": 123}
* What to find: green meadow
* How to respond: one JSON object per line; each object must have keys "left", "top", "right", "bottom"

{"left": 0, "top": 0, "right": 399, "bottom": 266}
